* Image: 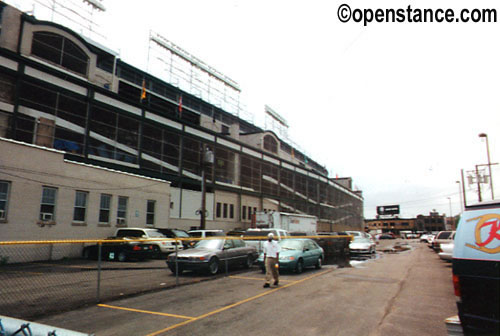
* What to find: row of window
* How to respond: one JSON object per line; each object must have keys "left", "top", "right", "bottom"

{"left": 0, "top": 72, "right": 361, "bottom": 208}
{"left": 214, "top": 203, "right": 275, "bottom": 221}
{"left": 28, "top": 25, "right": 328, "bottom": 175}
{"left": 369, "top": 222, "right": 411, "bottom": 227}
{"left": 0, "top": 181, "right": 156, "bottom": 226}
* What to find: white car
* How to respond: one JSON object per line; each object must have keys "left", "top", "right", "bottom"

{"left": 349, "top": 237, "right": 376, "bottom": 254}
{"left": 115, "top": 228, "right": 183, "bottom": 254}
{"left": 438, "top": 242, "right": 454, "bottom": 261}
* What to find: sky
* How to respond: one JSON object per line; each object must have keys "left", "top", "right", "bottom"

{"left": 11, "top": 0, "right": 500, "bottom": 219}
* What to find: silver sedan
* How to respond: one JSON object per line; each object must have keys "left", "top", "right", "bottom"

{"left": 166, "top": 238, "right": 258, "bottom": 275}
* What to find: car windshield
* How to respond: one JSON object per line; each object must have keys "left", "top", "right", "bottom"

{"left": 146, "top": 231, "right": 166, "bottom": 238}
{"left": 352, "top": 237, "right": 371, "bottom": 243}
{"left": 279, "top": 240, "right": 304, "bottom": 250}
{"left": 194, "top": 239, "right": 223, "bottom": 250}
{"left": 437, "top": 231, "right": 452, "bottom": 239}
{"left": 173, "top": 230, "right": 190, "bottom": 238}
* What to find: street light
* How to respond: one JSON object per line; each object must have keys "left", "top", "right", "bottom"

{"left": 456, "top": 180, "right": 464, "bottom": 212}
{"left": 478, "top": 133, "right": 494, "bottom": 200}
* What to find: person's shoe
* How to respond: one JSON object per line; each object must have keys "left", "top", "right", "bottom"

{"left": 274, "top": 280, "right": 279, "bottom": 286}
{"left": 263, "top": 283, "right": 270, "bottom": 288}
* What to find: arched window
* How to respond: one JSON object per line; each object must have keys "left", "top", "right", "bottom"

{"left": 31, "top": 31, "right": 89, "bottom": 76}
{"left": 263, "top": 134, "right": 278, "bottom": 153}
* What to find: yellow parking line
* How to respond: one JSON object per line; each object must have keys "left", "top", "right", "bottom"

{"left": 98, "top": 304, "right": 195, "bottom": 320}
{"left": 146, "top": 269, "right": 333, "bottom": 336}
{"left": 228, "top": 275, "right": 293, "bottom": 283}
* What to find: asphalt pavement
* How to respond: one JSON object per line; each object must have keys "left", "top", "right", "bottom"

{"left": 32, "top": 240, "right": 458, "bottom": 336}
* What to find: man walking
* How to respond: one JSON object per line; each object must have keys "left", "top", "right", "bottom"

{"left": 263, "top": 232, "right": 280, "bottom": 288}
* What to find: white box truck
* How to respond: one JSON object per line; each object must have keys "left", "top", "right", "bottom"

{"left": 254, "top": 211, "right": 317, "bottom": 235}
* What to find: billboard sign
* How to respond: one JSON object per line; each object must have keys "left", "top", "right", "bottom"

{"left": 377, "top": 205, "right": 400, "bottom": 216}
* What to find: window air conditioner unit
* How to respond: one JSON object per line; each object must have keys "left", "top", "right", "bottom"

{"left": 117, "top": 218, "right": 126, "bottom": 225}
{"left": 41, "top": 212, "right": 53, "bottom": 221}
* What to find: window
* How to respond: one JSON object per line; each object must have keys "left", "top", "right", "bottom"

{"left": 73, "top": 191, "right": 88, "bottom": 222}
{"left": 263, "top": 134, "right": 278, "bottom": 153}
{"left": 230, "top": 204, "right": 234, "bottom": 219}
{"left": 216, "top": 202, "right": 222, "bottom": 218}
{"left": 242, "top": 206, "right": 247, "bottom": 220}
{"left": 233, "top": 239, "right": 245, "bottom": 248}
{"left": 147, "top": 200, "right": 156, "bottom": 226}
{"left": 117, "top": 196, "right": 128, "bottom": 225}
{"left": 99, "top": 194, "right": 111, "bottom": 224}
{"left": 0, "top": 181, "right": 10, "bottom": 220}
{"left": 40, "top": 187, "right": 57, "bottom": 221}
{"left": 223, "top": 203, "right": 228, "bottom": 219}
{"left": 31, "top": 32, "right": 89, "bottom": 76}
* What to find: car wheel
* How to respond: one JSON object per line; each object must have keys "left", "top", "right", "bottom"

{"left": 118, "top": 252, "right": 127, "bottom": 262}
{"left": 244, "top": 255, "right": 253, "bottom": 269}
{"left": 208, "top": 257, "right": 219, "bottom": 275}
{"left": 152, "top": 245, "right": 162, "bottom": 259}
{"left": 295, "top": 259, "right": 304, "bottom": 274}
{"left": 169, "top": 265, "right": 183, "bottom": 274}
{"left": 315, "top": 257, "right": 323, "bottom": 269}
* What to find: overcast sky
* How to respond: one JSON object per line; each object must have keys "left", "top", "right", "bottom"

{"left": 13, "top": 0, "right": 500, "bottom": 219}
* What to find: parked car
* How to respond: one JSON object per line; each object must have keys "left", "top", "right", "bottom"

{"left": 432, "top": 230, "right": 455, "bottom": 252}
{"left": 166, "top": 238, "right": 257, "bottom": 275}
{"left": 438, "top": 242, "right": 454, "bottom": 261}
{"left": 82, "top": 238, "right": 154, "bottom": 262}
{"left": 156, "top": 228, "right": 191, "bottom": 249}
{"left": 420, "top": 233, "right": 434, "bottom": 244}
{"left": 256, "top": 238, "right": 324, "bottom": 274}
{"left": 243, "top": 228, "right": 291, "bottom": 253}
{"left": 187, "top": 230, "right": 225, "bottom": 247}
{"left": 349, "top": 236, "right": 376, "bottom": 254}
{"left": 378, "top": 233, "right": 396, "bottom": 240}
{"left": 452, "top": 201, "right": 500, "bottom": 335}
{"left": 345, "top": 231, "right": 373, "bottom": 241}
{"left": 115, "top": 228, "right": 183, "bottom": 256}
{"left": 427, "top": 235, "right": 436, "bottom": 248}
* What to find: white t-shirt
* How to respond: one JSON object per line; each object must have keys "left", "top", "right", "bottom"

{"left": 263, "top": 240, "right": 281, "bottom": 258}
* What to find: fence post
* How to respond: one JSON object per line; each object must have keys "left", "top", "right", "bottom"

{"left": 174, "top": 239, "right": 179, "bottom": 286}
{"left": 225, "top": 248, "right": 228, "bottom": 275}
{"left": 97, "top": 242, "right": 102, "bottom": 302}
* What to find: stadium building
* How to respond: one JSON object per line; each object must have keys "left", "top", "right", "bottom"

{"left": 0, "top": 2, "right": 363, "bottom": 240}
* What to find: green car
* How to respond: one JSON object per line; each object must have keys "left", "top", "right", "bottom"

{"left": 257, "top": 238, "right": 324, "bottom": 274}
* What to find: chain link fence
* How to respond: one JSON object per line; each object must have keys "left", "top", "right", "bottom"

{"left": 0, "top": 236, "right": 350, "bottom": 320}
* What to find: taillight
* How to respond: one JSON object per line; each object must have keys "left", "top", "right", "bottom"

{"left": 133, "top": 245, "right": 141, "bottom": 251}
{"left": 452, "top": 274, "right": 461, "bottom": 297}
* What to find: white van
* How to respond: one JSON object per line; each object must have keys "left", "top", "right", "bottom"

{"left": 452, "top": 201, "right": 500, "bottom": 335}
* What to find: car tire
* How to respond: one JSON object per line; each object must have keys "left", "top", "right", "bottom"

{"left": 169, "top": 265, "right": 183, "bottom": 274}
{"left": 118, "top": 252, "right": 127, "bottom": 262}
{"left": 152, "top": 245, "right": 161, "bottom": 259}
{"left": 208, "top": 257, "right": 219, "bottom": 275}
{"left": 295, "top": 259, "right": 304, "bottom": 274}
{"left": 315, "top": 257, "right": 322, "bottom": 269}
{"left": 244, "top": 255, "right": 253, "bottom": 269}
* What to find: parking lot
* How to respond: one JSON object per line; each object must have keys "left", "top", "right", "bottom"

{"left": 27, "top": 240, "right": 458, "bottom": 336}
